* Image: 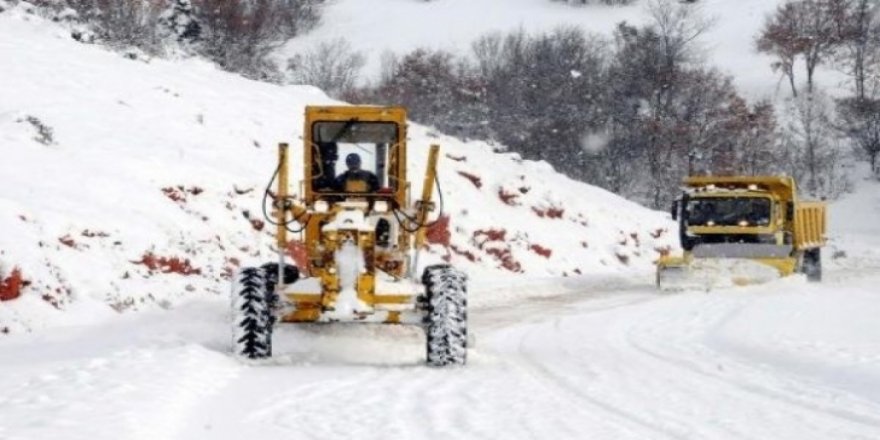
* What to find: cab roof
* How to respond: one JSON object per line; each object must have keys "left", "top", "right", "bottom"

{"left": 684, "top": 176, "right": 797, "bottom": 201}
{"left": 304, "top": 106, "right": 407, "bottom": 124}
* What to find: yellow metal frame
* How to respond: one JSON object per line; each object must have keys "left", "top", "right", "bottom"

{"left": 659, "top": 175, "right": 827, "bottom": 286}
{"left": 415, "top": 145, "right": 440, "bottom": 249}
{"left": 684, "top": 175, "right": 797, "bottom": 200}
{"left": 303, "top": 106, "right": 408, "bottom": 205}
{"left": 272, "top": 106, "right": 441, "bottom": 323}
{"left": 794, "top": 202, "right": 827, "bottom": 248}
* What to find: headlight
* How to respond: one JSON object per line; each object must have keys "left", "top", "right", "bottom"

{"left": 374, "top": 200, "right": 389, "bottom": 213}
{"left": 314, "top": 200, "right": 329, "bottom": 213}
{"left": 738, "top": 220, "right": 749, "bottom": 227}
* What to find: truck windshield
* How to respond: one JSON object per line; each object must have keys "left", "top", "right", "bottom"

{"left": 686, "top": 197, "right": 771, "bottom": 227}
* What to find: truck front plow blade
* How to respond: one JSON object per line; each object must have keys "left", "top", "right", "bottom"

{"left": 658, "top": 258, "right": 784, "bottom": 292}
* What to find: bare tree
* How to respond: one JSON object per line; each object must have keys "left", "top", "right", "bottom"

{"left": 783, "top": 91, "right": 851, "bottom": 197}
{"left": 837, "top": 97, "right": 880, "bottom": 174}
{"left": 798, "top": 0, "right": 845, "bottom": 94}
{"left": 834, "top": 0, "right": 880, "bottom": 100}
{"left": 56, "top": 0, "right": 166, "bottom": 53}
{"left": 287, "top": 38, "right": 365, "bottom": 98}
{"left": 551, "top": 0, "right": 636, "bottom": 5}
{"left": 158, "top": 0, "right": 201, "bottom": 46}
{"left": 30, "top": 0, "right": 322, "bottom": 79}
{"left": 646, "top": 0, "right": 713, "bottom": 109}
{"left": 758, "top": 0, "right": 845, "bottom": 97}
{"left": 730, "top": 100, "right": 781, "bottom": 176}
{"left": 757, "top": 3, "right": 804, "bottom": 96}
{"left": 626, "top": 0, "right": 715, "bottom": 207}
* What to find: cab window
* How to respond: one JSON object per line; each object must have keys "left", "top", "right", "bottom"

{"left": 310, "top": 121, "right": 399, "bottom": 193}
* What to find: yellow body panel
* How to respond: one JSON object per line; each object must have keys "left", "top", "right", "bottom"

{"left": 684, "top": 175, "right": 796, "bottom": 196}
{"left": 794, "top": 202, "right": 827, "bottom": 249}
{"left": 272, "top": 106, "right": 441, "bottom": 322}
{"left": 659, "top": 175, "right": 827, "bottom": 289}
{"left": 415, "top": 145, "right": 441, "bottom": 249}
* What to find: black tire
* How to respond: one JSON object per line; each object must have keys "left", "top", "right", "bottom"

{"left": 803, "top": 248, "right": 822, "bottom": 283}
{"left": 260, "top": 262, "right": 299, "bottom": 313}
{"left": 422, "top": 265, "right": 468, "bottom": 367}
{"left": 231, "top": 267, "right": 273, "bottom": 359}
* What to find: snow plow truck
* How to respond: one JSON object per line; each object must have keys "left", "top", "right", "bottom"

{"left": 231, "top": 106, "right": 468, "bottom": 367}
{"left": 657, "top": 176, "right": 827, "bottom": 291}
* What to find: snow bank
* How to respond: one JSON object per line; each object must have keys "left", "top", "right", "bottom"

{"left": 0, "top": 10, "right": 673, "bottom": 332}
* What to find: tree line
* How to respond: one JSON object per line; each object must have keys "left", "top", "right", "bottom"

{"left": 23, "top": 0, "right": 323, "bottom": 80}
{"left": 311, "top": 0, "right": 876, "bottom": 207}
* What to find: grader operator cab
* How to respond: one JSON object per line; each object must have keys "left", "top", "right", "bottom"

{"left": 657, "top": 176, "right": 827, "bottom": 290}
{"left": 231, "top": 106, "right": 468, "bottom": 367}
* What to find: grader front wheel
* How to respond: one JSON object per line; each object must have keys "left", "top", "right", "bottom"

{"left": 422, "top": 265, "right": 468, "bottom": 367}
{"left": 231, "top": 267, "right": 274, "bottom": 359}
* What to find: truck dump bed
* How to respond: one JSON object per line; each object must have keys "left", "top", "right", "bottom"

{"left": 794, "top": 202, "right": 827, "bottom": 250}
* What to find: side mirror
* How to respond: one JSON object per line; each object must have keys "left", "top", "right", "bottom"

{"left": 671, "top": 200, "right": 679, "bottom": 221}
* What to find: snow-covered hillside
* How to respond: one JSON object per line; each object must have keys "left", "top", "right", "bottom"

{"left": 3, "top": 4, "right": 880, "bottom": 440}
{"left": 281, "top": 0, "right": 832, "bottom": 99}
{"left": 0, "top": 176, "right": 878, "bottom": 440}
{"left": 0, "top": 9, "right": 673, "bottom": 332}
{"left": 826, "top": 166, "right": 880, "bottom": 275}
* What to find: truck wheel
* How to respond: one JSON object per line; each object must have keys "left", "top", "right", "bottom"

{"left": 422, "top": 265, "right": 468, "bottom": 367}
{"left": 231, "top": 267, "right": 273, "bottom": 359}
{"left": 803, "top": 248, "right": 822, "bottom": 283}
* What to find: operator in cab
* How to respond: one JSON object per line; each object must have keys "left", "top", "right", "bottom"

{"left": 336, "top": 153, "right": 379, "bottom": 193}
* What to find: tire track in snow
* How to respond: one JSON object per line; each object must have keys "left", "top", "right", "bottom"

{"left": 481, "top": 287, "right": 880, "bottom": 440}
{"left": 621, "top": 294, "right": 880, "bottom": 438}
{"left": 481, "top": 292, "right": 684, "bottom": 439}
{"left": 475, "top": 289, "right": 657, "bottom": 332}
{"left": 0, "top": 345, "right": 240, "bottom": 440}
{"left": 510, "top": 331, "right": 687, "bottom": 440}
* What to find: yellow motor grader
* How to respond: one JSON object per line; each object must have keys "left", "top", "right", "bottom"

{"left": 231, "top": 106, "right": 467, "bottom": 367}
{"left": 657, "top": 176, "right": 827, "bottom": 291}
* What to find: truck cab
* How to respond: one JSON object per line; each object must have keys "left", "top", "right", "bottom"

{"left": 658, "top": 176, "right": 827, "bottom": 290}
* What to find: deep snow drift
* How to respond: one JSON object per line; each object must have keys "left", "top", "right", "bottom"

{"left": 0, "top": 9, "right": 673, "bottom": 332}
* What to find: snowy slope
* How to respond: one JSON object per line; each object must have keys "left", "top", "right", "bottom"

{"left": 2, "top": 6, "right": 880, "bottom": 440}
{"left": 0, "top": 9, "right": 673, "bottom": 332}
{"left": 6, "top": 168, "right": 879, "bottom": 440}
{"left": 282, "top": 0, "right": 829, "bottom": 99}
{"left": 1, "top": 262, "right": 879, "bottom": 439}
{"left": 826, "top": 165, "right": 880, "bottom": 277}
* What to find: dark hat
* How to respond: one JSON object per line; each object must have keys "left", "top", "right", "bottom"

{"left": 345, "top": 153, "right": 362, "bottom": 167}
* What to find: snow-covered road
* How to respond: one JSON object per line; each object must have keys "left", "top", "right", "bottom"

{"left": 2, "top": 272, "right": 880, "bottom": 440}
